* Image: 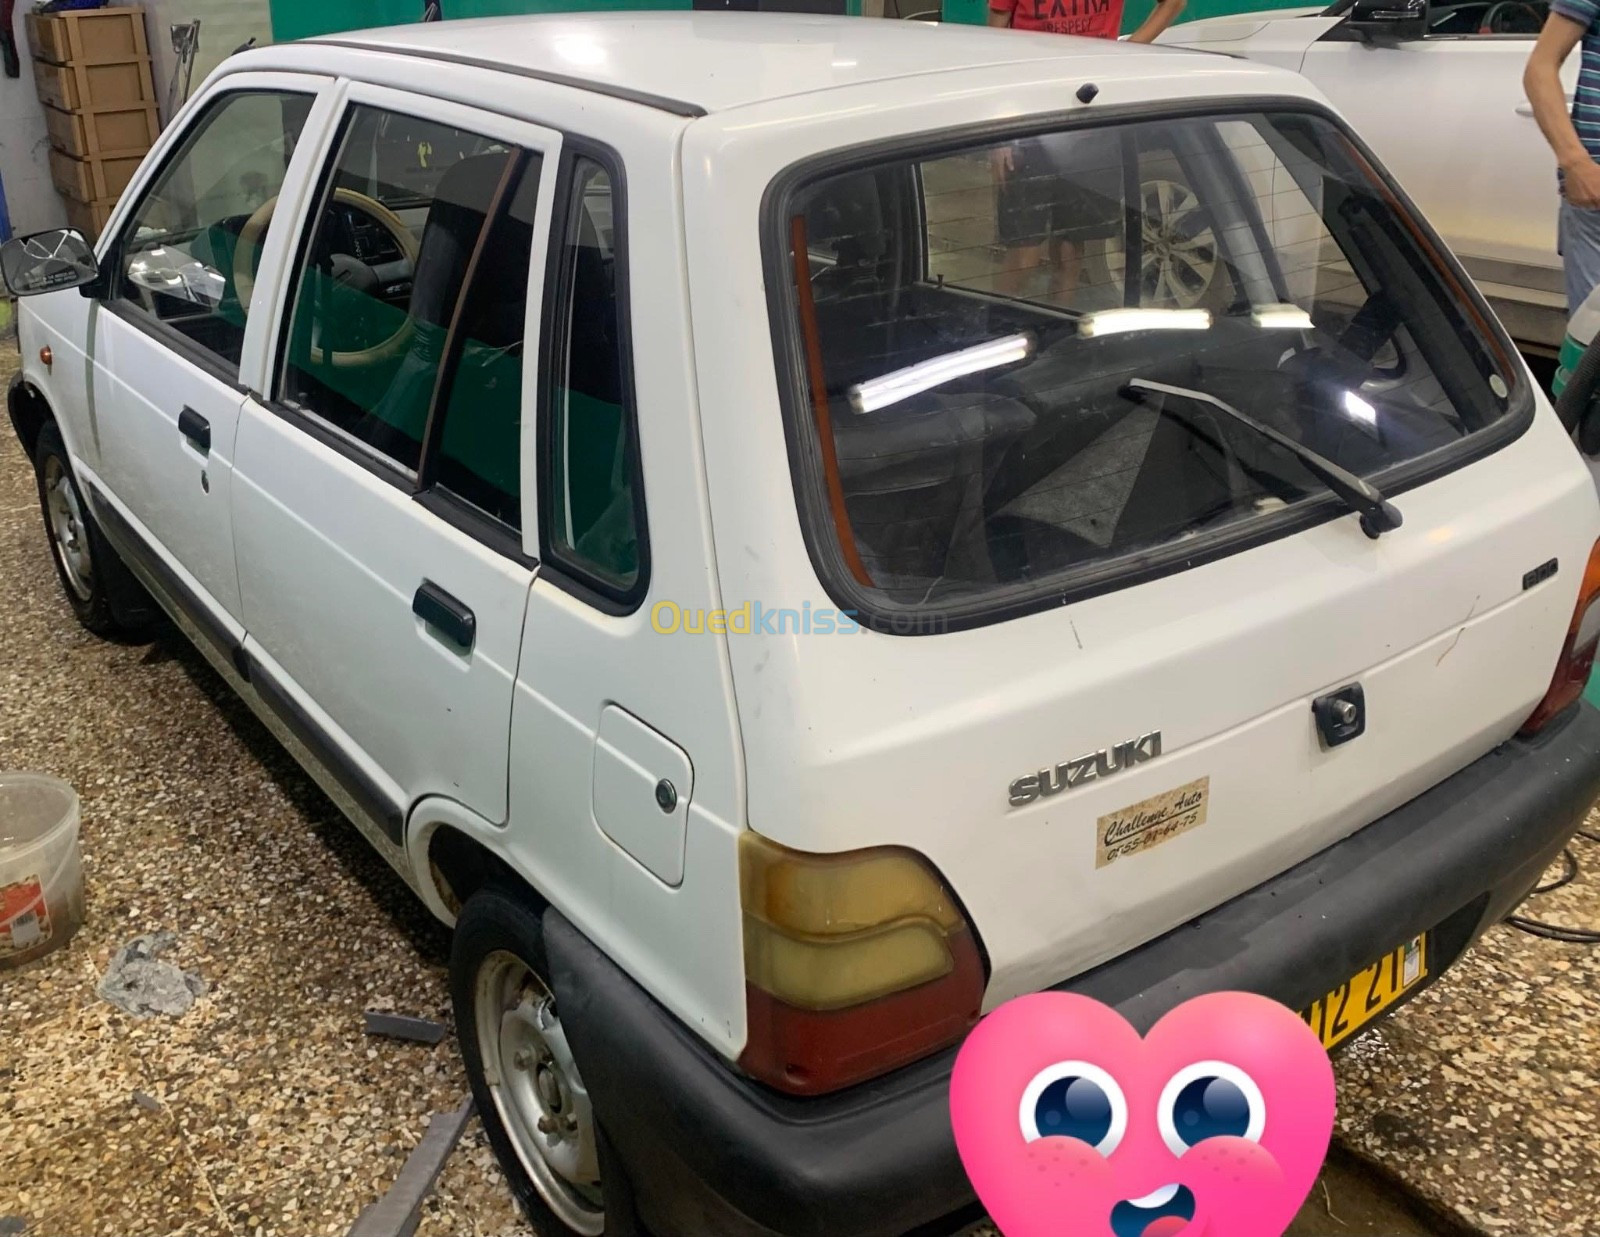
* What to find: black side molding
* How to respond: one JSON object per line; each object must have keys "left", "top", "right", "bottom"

{"left": 88, "top": 482, "right": 238, "bottom": 665}
{"left": 85, "top": 482, "right": 407, "bottom": 848}
{"left": 245, "top": 654, "right": 407, "bottom": 846}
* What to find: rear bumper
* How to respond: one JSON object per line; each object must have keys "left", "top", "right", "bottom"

{"left": 544, "top": 703, "right": 1600, "bottom": 1237}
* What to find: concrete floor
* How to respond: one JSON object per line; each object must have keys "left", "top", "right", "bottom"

{"left": 2, "top": 336, "right": 1599, "bottom": 1236}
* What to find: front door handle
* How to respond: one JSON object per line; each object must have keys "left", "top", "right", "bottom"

{"left": 413, "top": 580, "right": 476, "bottom": 650}
{"left": 178, "top": 406, "right": 210, "bottom": 453}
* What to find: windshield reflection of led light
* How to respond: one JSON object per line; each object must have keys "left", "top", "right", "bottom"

{"left": 1251, "top": 303, "right": 1314, "bottom": 330}
{"left": 1077, "top": 308, "right": 1212, "bottom": 338}
{"left": 848, "top": 334, "right": 1034, "bottom": 414}
{"left": 1342, "top": 390, "right": 1378, "bottom": 427}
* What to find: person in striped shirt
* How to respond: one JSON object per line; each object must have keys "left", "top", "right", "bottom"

{"left": 1527, "top": 0, "right": 1600, "bottom": 312}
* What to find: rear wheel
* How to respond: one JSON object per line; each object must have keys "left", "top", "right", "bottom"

{"left": 452, "top": 887, "right": 629, "bottom": 1237}
{"left": 32, "top": 422, "right": 141, "bottom": 637}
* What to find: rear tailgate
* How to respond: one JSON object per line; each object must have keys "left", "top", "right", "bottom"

{"left": 731, "top": 411, "right": 1598, "bottom": 1006}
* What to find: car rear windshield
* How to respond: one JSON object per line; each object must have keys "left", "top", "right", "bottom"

{"left": 771, "top": 108, "right": 1525, "bottom": 629}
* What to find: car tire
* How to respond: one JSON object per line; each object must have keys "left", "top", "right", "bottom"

{"left": 451, "top": 886, "right": 638, "bottom": 1237}
{"left": 1557, "top": 334, "right": 1600, "bottom": 451}
{"left": 32, "top": 422, "right": 154, "bottom": 639}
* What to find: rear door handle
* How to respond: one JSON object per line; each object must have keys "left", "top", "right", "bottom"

{"left": 413, "top": 580, "right": 476, "bottom": 650}
{"left": 178, "top": 406, "right": 210, "bottom": 452}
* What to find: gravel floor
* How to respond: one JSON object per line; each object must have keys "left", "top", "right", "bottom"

{"left": 3, "top": 336, "right": 1600, "bottom": 1237}
{"left": 0, "top": 344, "right": 534, "bottom": 1237}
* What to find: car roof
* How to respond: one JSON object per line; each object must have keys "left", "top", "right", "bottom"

{"left": 307, "top": 11, "right": 1227, "bottom": 117}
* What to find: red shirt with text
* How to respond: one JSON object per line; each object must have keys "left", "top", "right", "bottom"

{"left": 991, "top": 0, "right": 1124, "bottom": 39}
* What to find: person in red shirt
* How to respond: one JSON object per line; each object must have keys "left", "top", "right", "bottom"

{"left": 990, "top": 0, "right": 1185, "bottom": 41}
{"left": 987, "top": 0, "right": 1187, "bottom": 299}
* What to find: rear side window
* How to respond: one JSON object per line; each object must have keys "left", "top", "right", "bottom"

{"left": 279, "top": 105, "right": 516, "bottom": 474}
{"left": 541, "top": 156, "right": 645, "bottom": 601}
{"left": 429, "top": 159, "right": 542, "bottom": 531}
{"left": 775, "top": 109, "right": 1524, "bottom": 629}
{"left": 273, "top": 100, "right": 544, "bottom": 549}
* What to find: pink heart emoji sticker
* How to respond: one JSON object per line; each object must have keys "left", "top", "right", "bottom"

{"left": 950, "top": 991, "right": 1334, "bottom": 1237}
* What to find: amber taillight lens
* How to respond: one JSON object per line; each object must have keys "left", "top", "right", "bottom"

{"left": 1521, "top": 539, "right": 1600, "bottom": 735}
{"left": 737, "top": 832, "right": 986, "bottom": 1096}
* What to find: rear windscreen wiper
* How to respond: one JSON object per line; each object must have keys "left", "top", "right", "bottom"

{"left": 1122, "top": 377, "right": 1403, "bottom": 539}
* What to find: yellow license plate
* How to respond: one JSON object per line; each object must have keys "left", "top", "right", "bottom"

{"left": 1301, "top": 935, "right": 1427, "bottom": 1051}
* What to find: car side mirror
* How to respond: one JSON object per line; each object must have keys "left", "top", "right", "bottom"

{"left": 1346, "top": 0, "right": 1429, "bottom": 44}
{"left": 0, "top": 228, "right": 101, "bottom": 298}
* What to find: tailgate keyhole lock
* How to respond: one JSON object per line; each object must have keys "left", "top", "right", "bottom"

{"left": 1313, "top": 685, "right": 1366, "bottom": 749}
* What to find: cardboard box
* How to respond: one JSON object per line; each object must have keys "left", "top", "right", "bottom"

{"left": 26, "top": 7, "right": 149, "bottom": 66}
{"left": 33, "top": 57, "right": 156, "bottom": 113}
{"left": 43, "top": 102, "right": 159, "bottom": 159}
{"left": 49, "top": 147, "right": 143, "bottom": 204}
{"left": 63, "top": 197, "right": 119, "bottom": 242}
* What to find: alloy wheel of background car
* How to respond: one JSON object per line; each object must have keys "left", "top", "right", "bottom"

{"left": 1103, "top": 177, "right": 1218, "bottom": 309}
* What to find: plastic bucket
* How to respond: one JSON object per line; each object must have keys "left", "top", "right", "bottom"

{"left": 0, "top": 772, "right": 84, "bottom": 969}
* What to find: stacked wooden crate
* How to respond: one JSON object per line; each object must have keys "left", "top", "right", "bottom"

{"left": 26, "top": 6, "right": 159, "bottom": 239}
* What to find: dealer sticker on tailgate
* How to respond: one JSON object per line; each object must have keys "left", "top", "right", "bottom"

{"left": 1095, "top": 777, "right": 1209, "bottom": 868}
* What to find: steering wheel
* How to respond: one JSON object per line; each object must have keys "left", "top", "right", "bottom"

{"left": 1479, "top": 0, "right": 1542, "bottom": 31}
{"left": 233, "top": 188, "right": 421, "bottom": 371}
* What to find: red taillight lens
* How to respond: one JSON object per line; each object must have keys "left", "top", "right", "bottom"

{"left": 1521, "top": 539, "right": 1600, "bottom": 735}
{"left": 737, "top": 833, "right": 986, "bottom": 1096}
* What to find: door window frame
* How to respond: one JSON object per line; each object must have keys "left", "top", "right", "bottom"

{"left": 95, "top": 70, "right": 336, "bottom": 388}
{"left": 254, "top": 81, "right": 564, "bottom": 562}
{"left": 533, "top": 136, "right": 651, "bottom": 615}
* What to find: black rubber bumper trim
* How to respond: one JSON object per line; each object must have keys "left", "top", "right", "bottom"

{"left": 543, "top": 703, "right": 1600, "bottom": 1237}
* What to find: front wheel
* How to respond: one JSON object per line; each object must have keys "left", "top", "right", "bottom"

{"left": 452, "top": 887, "right": 629, "bottom": 1237}
{"left": 32, "top": 421, "right": 142, "bottom": 637}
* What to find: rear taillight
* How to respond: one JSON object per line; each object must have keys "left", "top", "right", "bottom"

{"left": 1522, "top": 539, "right": 1600, "bottom": 735}
{"left": 737, "top": 832, "right": 985, "bottom": 1096}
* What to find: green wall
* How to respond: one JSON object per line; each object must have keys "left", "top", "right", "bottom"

{"left": 270, "top": 0, "right": 1296, "bottom": 63}
{"left": 272, "top": 0, "right": 689, "bottom": 42}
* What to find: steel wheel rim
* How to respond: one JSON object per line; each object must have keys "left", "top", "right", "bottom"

{"left": 43, "top": 456, "right": 94, "bottom": 601}
{"left": 475, "top": 950, "right": 604, "bottom": 1235}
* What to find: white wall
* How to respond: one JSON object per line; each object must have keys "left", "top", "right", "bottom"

{"left": 140, "top": 0, "right": 273, "bottom": 123}
{"left": 0, "top": 0, "right": 272, "bottom": 240}
{"left": 0, "top": 49, "right": 66, "bottom": 235}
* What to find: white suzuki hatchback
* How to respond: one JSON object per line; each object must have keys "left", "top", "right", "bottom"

{"left": 7, "top": 15, "right": 1600, "bottom": 1236}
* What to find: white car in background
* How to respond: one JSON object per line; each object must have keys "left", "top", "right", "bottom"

{"left": 1162, "top": 0, "right": 1576, "bottom": 349}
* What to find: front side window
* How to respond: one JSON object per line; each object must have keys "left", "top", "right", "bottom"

{"left": 542, "top": 157, "right": 644, "bottom": 598}
{"left": 777, "top": 109, "right": 1523, "bottom": 625}
{"left": 114, "top": 90, "right": 312, "bottom": 368}
{"left": 279, "top": 104, "right": 517, "bottom": 474}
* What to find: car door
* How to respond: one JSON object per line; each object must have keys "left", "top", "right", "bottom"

{"left": 231, "top": 84, "right": 560, "bottom": 850}
{"left": 89, "top": 75, "right": 329, "bottom": 637}
{"left": 1295, "top": 3, "right": 1572, "bottom": 287}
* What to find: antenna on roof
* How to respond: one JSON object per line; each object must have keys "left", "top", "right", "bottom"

{"left": 422, "top": 0, "right": 443, "bottom": 20}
